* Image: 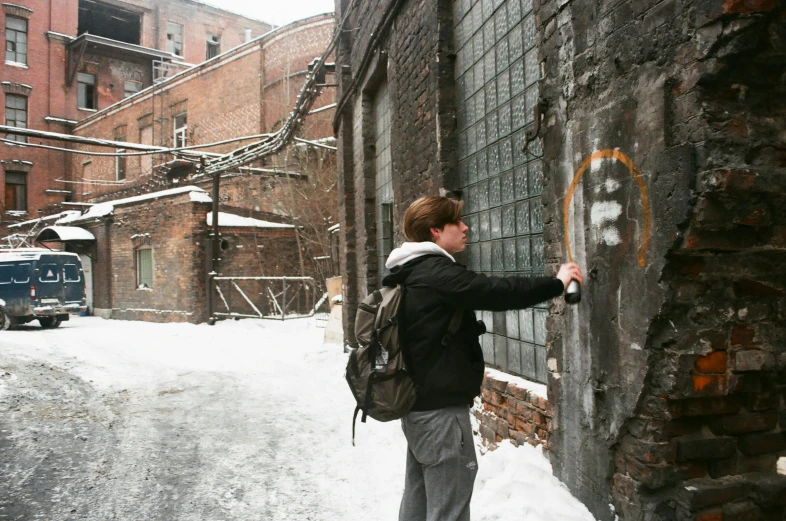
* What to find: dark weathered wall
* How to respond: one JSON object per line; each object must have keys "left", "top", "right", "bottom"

{"left": 335, "top": 0, "right": 457, "bottom": 346}
{"left": 540, "top": 0, "right": 785, "bottom": 519}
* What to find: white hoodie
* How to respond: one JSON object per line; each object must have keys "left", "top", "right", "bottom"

{"left": 385, "top": 241, "right": 455, "bottom": 270}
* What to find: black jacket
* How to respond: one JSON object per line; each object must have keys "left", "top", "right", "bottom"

{"left": 382, "top": 253, "right": 563, "bottom": 411}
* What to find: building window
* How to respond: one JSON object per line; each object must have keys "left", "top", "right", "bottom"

{"left": 5, "top": 16, "right": 27, "bottom": 65}
{"left": 123, "top": 81, "right": 141, "bottom": 98}
{"left": 4, "top": 171, "right": 27, "bottom": 213}
{"left": 173, "top": 112, "right": 187, "bottom": 148}
{"left": 166, "top": 22, "right": 183, "bottom": 56}
{"left": 453, "top": 0, "right": 547, "bottom": 382}
{"left": 206, "top": 35, "right": 220, "bottom": 60}
{"left": 135, "top": 248, "right": 153, "bottom": 288}
{"left": 77, "top": 73, "right": 96, "bottom": 110}
{"left": 373, "top": 81, "right": 393, "bottom": 285}
{"left": 5, "top": 94, "right": 27, "bottom": 143}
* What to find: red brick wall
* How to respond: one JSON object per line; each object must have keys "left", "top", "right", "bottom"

{"left": 69, "top": 14, "right": 335, "bottom": 203}
{"left": 0, "top": 0, "right": 77, "bottom": 228}
{"left": 115, "top": 0, "right": 272, "bottom": 65}
{"left": 0, "top": 0, "right": 272, "bottom": 233}
{"left": 104, "top": 193, "right": 209, "bottom": 323}
{"left": 474, "top": 369, "right": 553, "bottom": 450}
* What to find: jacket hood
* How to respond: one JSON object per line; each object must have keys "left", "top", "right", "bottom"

{"left": 385, "top": 241, "right": 455, "bottom": 269}
{"left": 382, "top": 242, "right": 455, "bottom": 287}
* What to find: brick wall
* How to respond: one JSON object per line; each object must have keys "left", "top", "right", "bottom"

{"left": 474, "top": 369, "right": 553, "bottom": 449}
{"left": 539, "top": 0, "right": 786, "bottom": 519}
{"left": 0, "top": 0, "right": 272, "bottom": 234}
{"left": 336, "top": 0, "right": 457, "bottom": 346}
{"left": 69, "top": 14, "right": 334, "bottom": 202}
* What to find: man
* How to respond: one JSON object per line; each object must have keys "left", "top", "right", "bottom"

{"left": 382, "top": 195, "right": 582, "bottom": 521}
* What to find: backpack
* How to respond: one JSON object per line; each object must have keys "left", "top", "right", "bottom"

{"left": 345, "top": 284, "right": 462, "bottom": 444}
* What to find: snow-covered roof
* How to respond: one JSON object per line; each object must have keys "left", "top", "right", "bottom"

{"left": 206, "top": 212, "right": 294, "bottom": 229}
{"left": 57, "top": 186, "right": 208, "bottom": 224}
{"left": 36, "top": 226, "right": 96, "bottom": 242}
{"left": 7, "top": 211, "right": 82, "bottom": 229}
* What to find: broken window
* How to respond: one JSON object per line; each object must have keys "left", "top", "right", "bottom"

{"left": 206, "top": 34, "right": 220, "bottom": 60}
{"left": 173, "top": 112, "right": 187, "bottom": 148}
{"left": 135, "top": 248, "right": 153, "bottom": 288}
{"left": 77, "top": 0, "right": 140, "bottom": 45}
{"left": 5, "top": 16, "right": 27, "bottom": 65}
{"left": 123, "top": 81, "right": 141, "bottom": 99}
{"left": 5, "top": 94, "right": 27, "bottom": 143}
{"left": 4, "top": 171, "right": 27, "bottom": 212}
{"left": 77, "top": 73, "right": 96, "bottom": 110}
{"left": 166, "top": 22, "right": 183, "bottom": 57}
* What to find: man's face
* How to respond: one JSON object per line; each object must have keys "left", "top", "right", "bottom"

{"left": 432, "top": 220, "right": 469, "bottom": 255}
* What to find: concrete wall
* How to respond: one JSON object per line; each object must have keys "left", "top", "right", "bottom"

{"left": 539, "top": 1, "right": 785, "bottom": 520}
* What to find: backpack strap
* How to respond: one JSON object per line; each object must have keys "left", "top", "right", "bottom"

{"left": 441, "top": 308, "right": 464, "bottom": 347}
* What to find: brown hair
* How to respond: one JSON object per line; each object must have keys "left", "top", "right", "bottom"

{"left": 402, "top": 196, "right": 464, "bottom": 242}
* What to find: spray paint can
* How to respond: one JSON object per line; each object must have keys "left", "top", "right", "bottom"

{"left": 565, "top": 280, "right": 581, "bottom": 304}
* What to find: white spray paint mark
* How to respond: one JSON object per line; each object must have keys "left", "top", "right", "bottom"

{"left": 547, "top": 358, "right": 558, "bottom": 372}
{"left": 604, "top": 178, "right": 620, "bottom": 193}
{"left": 630, "top": 343, "right": 642, "bottom": 351}
{"left": 591, "top": 201, "right": 623, "bottom": 246}
{"left": 591, "top": 201, "right": 623, "bottom": 226}
{"left": 601, "top": 228, "right": 622, "bottom": 246}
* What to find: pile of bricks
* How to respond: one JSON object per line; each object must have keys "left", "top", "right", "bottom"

{"left": 473, "top": 369, "right": 553, "bottom": 449}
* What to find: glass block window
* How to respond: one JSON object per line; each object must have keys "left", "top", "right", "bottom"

{"left": 373, "top": 81, "right": 393, "bottom": 285}
{"left": 454, "top": 0, "right": 548, "bottom": 383}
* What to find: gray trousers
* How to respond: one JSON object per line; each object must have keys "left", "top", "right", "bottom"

{"left": 398, "top": 405, "right": 479, "bottom": 521}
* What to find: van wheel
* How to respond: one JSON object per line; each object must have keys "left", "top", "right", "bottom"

{"left": 0, "top": 307, "right": 10, "bottom": 331}
{"left": 38, "top": 317, "right": 61, "bottom": 329}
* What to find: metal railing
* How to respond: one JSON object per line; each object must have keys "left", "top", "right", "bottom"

{"left": 211, "top": 275, "right": 328, "bottom": 321}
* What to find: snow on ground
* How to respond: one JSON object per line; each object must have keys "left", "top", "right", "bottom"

{"left": 0, "top": 316, "right": 595, "bottom": 521}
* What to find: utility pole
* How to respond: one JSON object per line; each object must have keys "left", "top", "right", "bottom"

{"left": 206, "top": 157, "right": 221, "bottom": 325}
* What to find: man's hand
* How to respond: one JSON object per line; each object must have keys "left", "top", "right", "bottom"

{"left": 556, "top": 263, "right": 583, "bottom": 291}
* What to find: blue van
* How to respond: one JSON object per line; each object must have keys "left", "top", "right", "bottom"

{"left": 0, "top": 249, "right": 87, "bottom": 330}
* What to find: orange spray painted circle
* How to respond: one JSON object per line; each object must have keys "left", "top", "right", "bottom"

{"left": 563, "top": 149, "right": 651, "bottom": 268}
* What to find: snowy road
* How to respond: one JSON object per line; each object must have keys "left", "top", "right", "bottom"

{"left": 0, "top": 316, "right": 594, "bottom": 521}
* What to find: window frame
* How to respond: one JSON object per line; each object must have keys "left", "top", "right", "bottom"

{"left": 135, "top": 247, "right": 153, "bottom": 289}
{"left": 206, "top": 34, "right": 220, "bottom": 60}
{"left": 63, "top": 263, "right": 81, "bottom": 283}
{"left": 123, "top": 80, "right": 141, "bottom": 99}
{"left": 4, "top": 171, "right": 27, "bottom": 213}
{"left": 166, "top": 22, "right": 183, "bottom": 57}
{"left": 38, "top": 263, "right": 60, "bottom": 283}
{"left": 77, "top": 72, "right": 97, "bottom": 110}
{"left": 5, "top": 16, "right": 28, "bottom": 65}
{"left": 4, "top": 93, "right": 27, "bottom": 143}
{"left": 173, "top": 112, "right": 187, "bottom": 148}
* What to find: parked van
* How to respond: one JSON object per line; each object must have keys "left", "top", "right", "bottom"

{"left": 0, "top": 249, "right": 87, "bottom": 330}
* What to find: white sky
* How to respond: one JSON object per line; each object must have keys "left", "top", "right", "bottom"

{"left": 202, "top": 0, "right": 336, "bottom": 27}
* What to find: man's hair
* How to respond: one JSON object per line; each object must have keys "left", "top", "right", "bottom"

{"left": 403, "top": 196, "right": 464, "bottom": 242}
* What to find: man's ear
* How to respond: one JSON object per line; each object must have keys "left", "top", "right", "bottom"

{"left": 429, "top": 227, "right": 442, "bottom": 241}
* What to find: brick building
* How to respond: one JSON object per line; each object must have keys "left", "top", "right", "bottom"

{"left": 0, "top": 0, "right": 272, "bottom": 232}
{"left": 334, "top": 0, "right": 785, "bottom": 519}
{"left": 5, "top": 13, "right": 337, "bottom": 323}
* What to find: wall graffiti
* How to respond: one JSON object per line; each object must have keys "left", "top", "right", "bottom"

{"left": 563, "top": 149, "right": 651, "bottom": 268}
